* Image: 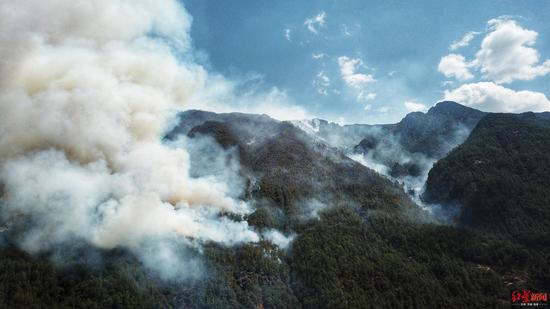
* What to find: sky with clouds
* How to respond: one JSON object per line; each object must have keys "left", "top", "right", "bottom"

{"left": 183, "top": 0, "right": 550, "bottom": 124}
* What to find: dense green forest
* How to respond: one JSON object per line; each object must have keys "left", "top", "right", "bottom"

{"left": 2, "top": 206, "right": 547, "bottom": 308}
{"left": 424, "top": 113, "right": 550, "bottom": 245}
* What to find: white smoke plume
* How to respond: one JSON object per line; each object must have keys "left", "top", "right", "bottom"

{"left": 296, "top": 198, "right": 329, "bottom": 221}
{"left": 0, "top": 0, "right": 263, "bottom": 279}
{"left": 261, "top": 229, "right": 295, "bottom": 250}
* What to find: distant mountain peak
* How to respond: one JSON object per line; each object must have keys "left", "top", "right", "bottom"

{"left": 431, "top": 100, "right": 464, "bottom": 109}
{"left": 427, "top": 101, "right": 484, "bottom": 116}
{"left": 380, "top": 101, "right": 488, "bottom": 158}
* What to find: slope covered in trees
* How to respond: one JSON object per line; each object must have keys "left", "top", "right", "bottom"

{"left": 172, "top": 110, "right": 418, "bottom": 214}
{"left": 2, "top": 109, "right": 549, "bottom": 308}
{"left": 2, "top": 207, "right": 547, "bottom": 308}
{"left": 423, "top": 113, "right": 550, "bottom": 246}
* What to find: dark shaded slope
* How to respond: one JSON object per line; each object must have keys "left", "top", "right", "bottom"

{"left": 168, "top": 110, "right": 550, "bottom": 307}
{"left": 423, "top": 113, "right": 550, "bottom": 244}
{"left": 290, "top": 208, "right": 546, "bottom": 309}
{"left": 0, "top": 246, "right": 171, "bottom": 309}
{"left": 394, "top": 101, "right": 486, "bottom": 157}
{"left": 534, "top": 111, "right": 550, "bottom": 121}
{"left": 356, "top": 101, "right": 486, "bottom": 158}
{"left": 350, "top": 101, "right": 487, "bottom": 187}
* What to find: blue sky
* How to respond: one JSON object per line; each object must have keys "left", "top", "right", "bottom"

{"left": 182, "top": 0, "right": 550, "bottom": 124}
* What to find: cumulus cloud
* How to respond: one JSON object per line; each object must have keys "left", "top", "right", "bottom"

{"left": 438, "top": 54, "right": 474, "bottom": 81}
{"left": 0, "top": 0, "right": 296, "bottom": 280}
{"left": 304, "top": 12, "right": 326, "bottom": 34}
{"left": 338, "top": 56, "right": 375, "bottom": 88}
{"left": 404, "top": 101, "right": 428, "bottom": 112}
{"left": 449, "top": 31, "right": 480, "bottom": 51}
{"left": 444, "top": 82, "right": 550, "bottom": 112}
{"left": 337, "top": 56, "right": 376, "bottom": 103}
{"left": 439, "top": 18, "right": 550, "bottom": 84}
{"left": 473, "top": 18, "right": 550, "bottom": 83}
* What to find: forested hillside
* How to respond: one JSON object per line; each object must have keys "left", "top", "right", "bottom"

{"left": 423, "top": 113, "right": 550, "bottom": 245}
{"left": 1, "top": 109, "right": 549, "bottom": 308}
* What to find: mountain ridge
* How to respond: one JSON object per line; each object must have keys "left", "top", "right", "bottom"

{"left": 2, "top": 102, "right": 550, "bottom": 308}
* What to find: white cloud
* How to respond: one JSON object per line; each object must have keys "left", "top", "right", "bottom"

{"left": 474, "top": 18, "right": 550, "bottom": 83}
{"left": 438, "top": 54, "right": 474, "bottom": 81}
{"left": 338, "top": 56, "right": 375, "bottom": 88}
{"left": 337, "top": 56, "right": 376, "bottom": 103}
{"left": 358, "top": 91, "right": 376, "bottom": 102}
{"left": 312, "top": 52, "right": 327, "bottom": 59}
{"left": 440, "top": 18, "right": 550, "bottom": 84}
{"left": 317, "top": 71, "right": 330, "bottom": 84}
{"left": 313, "top": 71, "right": 330, "bottom": 96}
{"left": 444, "top": 82, "right": 550, "bottom": 112}
{"left": 284, "top": 28, "right": 291, "bottom": 41}
{"left": 449, "top": 31, "right": 480, "bottom": 50}
{"left": 304, "top": 12, "right": 326, "bottom": 34}
{"left": 404, "top": 101, "right": 428, "bottom": 112}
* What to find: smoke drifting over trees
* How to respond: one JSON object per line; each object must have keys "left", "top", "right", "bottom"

{"left": 0, "top": 0, "right": 274, "bottom": 280}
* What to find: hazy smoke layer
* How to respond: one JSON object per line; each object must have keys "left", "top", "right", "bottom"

{"left": 0, "top": 0, "right": 260, "bottom": 279}
{"left": 349, "top": 125, "right": 471, "bottom": 210}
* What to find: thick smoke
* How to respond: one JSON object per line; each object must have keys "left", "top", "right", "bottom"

{"left": 0, "top": 0, "right": 269, "bottom": 280}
